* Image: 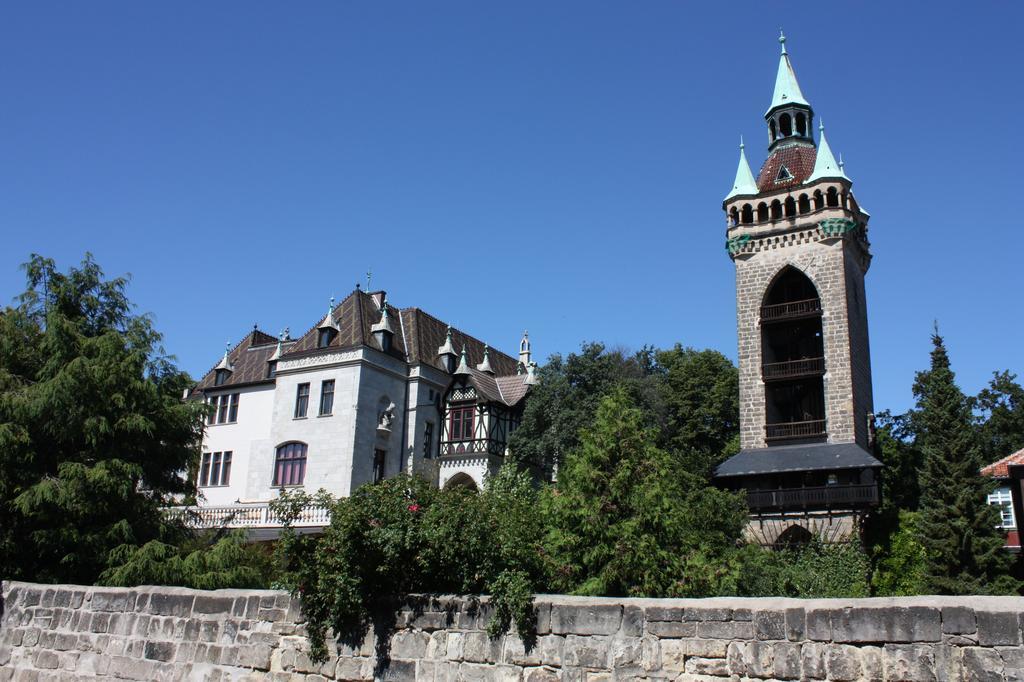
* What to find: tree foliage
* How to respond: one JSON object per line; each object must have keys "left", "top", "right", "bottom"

{"left": 542, "top": 388, "right": 747, "bottom": 598}
{"left": 0, "top": 254, "right": 204, "bottom": 584}
{"left": 734, "top": 541, "right": 871, "bottom": 598}
{"left": 912, "top": 332, "right": 1018, "bottom": 594}
{"left": 271, "top": 468, "right": 547, "bottom": 663}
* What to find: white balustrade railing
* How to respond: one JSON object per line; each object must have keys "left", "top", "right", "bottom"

{"left": 166, "top": 503, "right": 331, "bottom": 530}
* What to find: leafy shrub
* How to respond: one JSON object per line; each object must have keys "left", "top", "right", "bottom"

{"left": 272, "top": 467, "right": 546, "bottom": 662}
{"left": 735, "top": 540, "right": 870, "bottom": 598}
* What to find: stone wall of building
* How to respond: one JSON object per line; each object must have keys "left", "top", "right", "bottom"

{"left": 2, "top": 581, "right": 1023, "bottom": 681}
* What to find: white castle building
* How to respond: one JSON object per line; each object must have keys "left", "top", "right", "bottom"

{"left": 183, "top": 286, "right": 536, "bottom": 533}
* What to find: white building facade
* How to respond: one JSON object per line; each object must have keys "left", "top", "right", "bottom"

{"left": 183, "top": 288, "right": 535, "bottom": 533}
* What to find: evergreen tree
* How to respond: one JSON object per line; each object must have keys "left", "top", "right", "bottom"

{"left": 972, "top": 370, "right": 1024, "bottom": 464}
{"left": 542, "top": 388, "right": 747, "bottom": 598}
{"left": 912, "top": 330, "right": 1017, "bottom": 594}
{"left": 0, "top": 254, "right": 203, "bottom": 584}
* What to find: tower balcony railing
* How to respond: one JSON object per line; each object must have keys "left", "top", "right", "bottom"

{"left": 760, "top": 298, "right": 821, "bottom": 323}
{"left": 165, "top": 502, "right": 331, "bottom": 530}
{"left": 746, "top": 483, "right": 879, "bottom": 511}
{"left": 765, "top": 419, "right": 826, "bottom": 442}
{"left": 762, "top": 357, "right": 825, "bottom": 381}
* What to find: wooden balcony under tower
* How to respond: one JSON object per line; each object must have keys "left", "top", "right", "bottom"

{"left": 762, "top": 356, "right": 825, "bottom": 381}
{"left": 761, "top": 297, "right": 821, "bottom": 323}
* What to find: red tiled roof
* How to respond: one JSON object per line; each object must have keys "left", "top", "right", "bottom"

{"left": 756, "top": 143, "right": 817, "bottom": 192}
{"left": 981, "top": 448, "right": 1024, "bottom": 479}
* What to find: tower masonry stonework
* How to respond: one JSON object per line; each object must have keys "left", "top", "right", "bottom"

{"left": 714, "top": 34, "right": 881, "bottom": 545}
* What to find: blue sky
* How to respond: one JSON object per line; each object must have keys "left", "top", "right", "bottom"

{"left": 2, "top": 2, "right": 1021, "bottom": 415}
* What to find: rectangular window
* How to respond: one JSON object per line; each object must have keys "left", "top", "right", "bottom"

{"left": 319, "top": 380, "right": 335, "bottom": 416}
{"left": 373, "top": 449, "right": 386, "bottom": 483}
{"left": 228, "top": 393, "right": 239, "bottom": 422}
{"left": 988, "top": 487, "right": 1016, "bottom": 528}
{"left": 199, "top": 453, "right": 211, "bottom": 486}
{"left": 450, "top": 406, "right": 475, "bottom": 441}
{"left": 294, "top": 383, "right": 310, "bottom": 418}
{"left": 217, "top": 395, "right": 229, "bottom": 424}
{"left": 423, "top": 422, "right": 434, "bottom": 459}
{"left": 220, "top": 451, "right": 232, "bottom": 486}
{"left": 210, "top": 452, "right": 222, "bottom": 487}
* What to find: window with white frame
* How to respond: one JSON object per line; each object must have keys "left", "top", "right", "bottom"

{"left": 207, "top": 393, "right": 240, "bottom": 425}
{"left": 199, "top": 451, "right": 232, "bottom": 487}
{"left": 988, "top": 487, "right": 1016, "bottom": 528}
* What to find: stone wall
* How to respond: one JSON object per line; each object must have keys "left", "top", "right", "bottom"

{"left": 2, "top": 581, "right": 1024, "bottom": 681}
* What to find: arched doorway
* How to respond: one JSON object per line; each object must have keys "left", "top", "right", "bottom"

{"left": 444, "top": 473, "right": 479, "bottom": 492}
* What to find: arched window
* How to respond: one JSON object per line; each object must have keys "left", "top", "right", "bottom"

{"left": 798, "top": 194, "right": 810, "bottom": 214}
{"left": 813, "top": 190, "right": 824, "bottom": 211}
{"left": 741, "top": 204, "right": 753, "bottom": 225}
{"left": 776, "top": 524, "right": 814, "bottom": 549}
{"left": 274, "top": 442, "right": 307, "bottom": 486}
{"left": 770, "top": 200, "right": 782, "bottom": 220}
{"left": 757, "top": 202, "right": 769, "bottom": 223}
{"left": 784, "top": 196, "right": 796, "bottom": 218}
{"left": 729, "top": 206, "right": 740, "bottom": 226}
{"left": 769, "top": 119, "right": 777, "bottom": 140}
{"left": 779, "top": 113, "right": 792, "bottom": 137}
{"left": 826, "top": 187, "right": 839, "bottom": 207}
{"left": 795, "top": 113, "right": 806, "bottom": 137}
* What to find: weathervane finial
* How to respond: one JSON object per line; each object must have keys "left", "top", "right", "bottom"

{"left": 366, "top": 269, "right": 372, "bottom": 291}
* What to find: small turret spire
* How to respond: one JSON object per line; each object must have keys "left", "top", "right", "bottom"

{"left": 268, "top": 329, "right": 285, "bottom": 362}
{"left": 318, "top": 297, "right": 340, "bottom": 331}
{"left": 454, "top": 345, "right": 471, "bottom": 375}
{"left": 767, "top": 31, "right": 810, "bottom": 116}
{"left": 476, "top": 345, "right": 494, "bottom": 374}
{"left": 807, "top": 119, "right": 848, "bottom": 182}
{"left": 214, "top": 341, "right": 233, "bottom": 372}
{"left": 779, "top": 28, "right": 787, "bottom": 55}
{"left": 725, "top": 136, "right": 759, "bottom": 200}
{"left": 518, "top": 330, "right": 532, "bottom": 370}
{"left": 371, "top": 297, "right": 395, "bottom": 335}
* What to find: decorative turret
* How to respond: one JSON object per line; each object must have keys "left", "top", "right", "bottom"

{"left": 725, "top": 137, "right": 759, "bottom": 201}
{"left": 214, "top": 342, "right": 233, "bottom": 386}
{"left": 437, "top": 325, "right": 458, "bottom": 373}
{"left": 476, "top": 345, "right": 494, "bottom": 374}
{"left": 765, "top": 31, "right": 814, "bottom": 149}
{"left": 454, "top": 345, "right": 471, "bottom": 376}
{"left": 267, "top": 330, "right": 285, "bottom": 378}
{"left": 518, "top": 331, "right": 531, "bottom": 372}
{"left": 524, "top": 361, "right": 539, "bottom": 386}
{"left": 371, "top": 298, "right": 395, "bottom": 352}
{"left": 317, "top": 297, "right": 339, "bottom": 348}
{"left": 806, "top": 121, "right": 848, "bottom": 183}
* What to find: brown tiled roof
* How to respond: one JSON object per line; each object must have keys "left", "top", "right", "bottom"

{"left": 756, "top": 143, "right": 817, "bottom": 192}
{"left": 400, "top": 308, "right": 519, "bottom": 375}
{"left": 495, "top": 374, "right": 530, "bottom": 406}
{"left": 193, "top": 329, "right": 295, "bottom": 393}
{"left": 981, "top": 448, "right": 1024, "bottom": 479}
{"left": 193, "top": 289, "right": 522, "bottom": 394}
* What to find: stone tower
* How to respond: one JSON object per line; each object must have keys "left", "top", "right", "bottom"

{"left": 714, "top": 34, "right": 882, "bottom": 546}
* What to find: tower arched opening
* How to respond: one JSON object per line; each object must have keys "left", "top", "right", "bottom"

{"left": 769, "top": 119, "right": 777, "bottom": 141}
{"left": 798, "top": 194, "right": 810, "bottom": 214}
{"left": 779, "top": 113, "right": 792, "bottom": 137}
{"left": 795, "top": 112, "right": 807, "bottom": 137}
{"left": 813, "top": 190, "right": 824, "bottom": 210}
{"left": 775, "top": 524, "right": 814, "bottom": 549}
{"left": 770, "top": 200, "right": 782, "bottom": 221}
{"left": 444, "top": 472, "right": 479, "bottom": 492}
{"left": 760, "top": 267, "right": 826, "bottom": 445}
{"left": 741, "top": 204, "right": 753, "bottom": 224}
{"left": 730, "top": 206, "right": 740, "bottom": 226}
{"left": 826, "top": 187, "right": 839, "bottom": 207}
{"left": 784, "top": 196, "right": 796, "bottom": 218}
{"left": 757, "top": 202, "right": 769, "bottom": 223}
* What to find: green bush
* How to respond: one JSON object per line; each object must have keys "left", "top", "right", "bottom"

{"left": 735, "top": 540, "right": 870, "bottom": 598}
{"left": 271, "top": 467, "right": 547, "bottom": 662}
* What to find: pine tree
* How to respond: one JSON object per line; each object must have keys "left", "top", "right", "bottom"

{"left": 542, "top": 387, "right": 747, "bottom": 598}
{"left": 0, "top": 254, "right": 204, "bottom": 584}
{"left": 913, "top": 330, "right": 1018, "bottom": 594}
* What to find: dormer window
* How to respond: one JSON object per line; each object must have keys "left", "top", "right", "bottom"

{"left": 380, "top": 333, "right": 392, "bottom": 353}
{"left": 267, "top": 361, "right": 277, "bottom": 378}
{"left": 776, "top": 165, "right": 793, "bottom": 182}
{"left": 215, "top": 369, "right": 230, "bottom": 386}
{"left": 318, "top": 328, "right": 336, "bottom": 348}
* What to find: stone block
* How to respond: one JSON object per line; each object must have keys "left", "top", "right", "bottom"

{"left": 379, "top": 659, "right": 417, "bottom": 681}
{"left": 684, "top": 607, "right": 730, "bottom": 622}
{"left": 193, "top": 596, "right": 235, "bottom": 615}
{"left": 426, "top": 631, "right": 447, "bottom": 660}
{"left": 534, "top": 602, "right": 551, "bottom": 636}
{"left": 644, "top": 606, "right": 684, "bottom": 622}
{"left": 34, "top": 650, "right": 60, "bottom": 670}
{"left": 147, "top": 592, "right": 195, "bottom": 618}
{"left": 463, "top": 632, "right": 500, "bottom": 664}
{"left": 446, "top": 632, "right": 465, "bottom": 661}
{"left": 801, "top": 641, "right": 827, "bottom": 680}
{"left": 805, "top": 609, "right": 832, "bottom": 641}
{"left": 391, "top": 630, "right": 430, "bottom": 660}
{"left": 825, "top": 643, "right": 863, "bottom": 681}
{"left": 563, "top": 635, "right": 609, "bottom": 669}
{"left": 550, "top": 605, "right": 622, "bottom": 636}
{"left": 335, "top": 656, "right": 372, "bottom": 680}
{"left": 91, "top": 590, "right": 129, "bottom": 612}
{"left": 695, "top": 619, "right": 754, "bottom": 640}
{"left": 962, "top": 647, "right": 1003, "bottom": 682}
{"left": 143, "top": 641, "right": 176, "bottom": 662}
{"left": 883, "top": 644, "right": 937, "bottom": 682}
{"left": 523, "top": 667, "right": 560, "bottom": 682}
{"left": 941, "top": 607, "right": 976, "bottom": 635}
{"left": 773, "top": 641, "right": 802, "bottom": 680}
{"left": 685, "top": 656, "right": 729, "bottom": 676}
{"left": 645, "top": 620, "right": 696, "bottom": 638}
{"left": 538, "top": 635, "right": 565, "bottom": 667}
{"left": 622, "top": 605, "right": 643, "bottom": 637}
{"left": 502, "top": 634, "right": 541, "bottom": 667}
{"left": 754, "top": 609, "right": 786, "bottom": 640}
{"left": 659, "top": 639, "right": 686, "bottom": 672}
{"left": 832, "top": 607, "right": 941, "bottom": 644}
{"left": 727, "top": 640, "right": 773, "bottom": 678}
{"left": 976, "top": 611, "right": 1020, "bottom": 646}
